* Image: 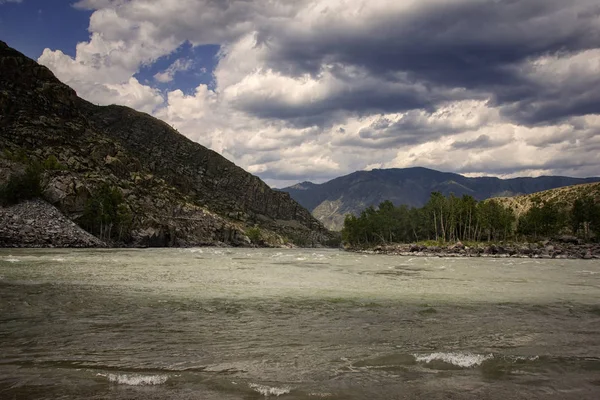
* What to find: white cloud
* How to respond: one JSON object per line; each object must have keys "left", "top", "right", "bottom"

{"left": 34, "top": 0, "right": 600, "bottom": 187}
{"left": 154, "top": 58, "right": 194, "bottom": 83}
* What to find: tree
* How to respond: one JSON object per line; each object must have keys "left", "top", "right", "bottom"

{"left": 80, "top": 184, "right": 132, "bottom": 242}
{"left": 571, "top": 197, "right": 600, "bottom": 240}
{"left": 340, "top": 192, "right": 518, "bottom": 246}
{"left": 518, "top": 199, "right": 567, "bottom": 239}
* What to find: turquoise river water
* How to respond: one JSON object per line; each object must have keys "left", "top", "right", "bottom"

{"left": 1, "top": 248, "right": 599, "bottom": 399}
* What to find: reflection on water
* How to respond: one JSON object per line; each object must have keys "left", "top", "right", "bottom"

{"left": 0, "top": 248, "right": 599, "bottom": 399}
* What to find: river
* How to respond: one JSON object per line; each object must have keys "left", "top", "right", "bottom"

{"left": 1, "top": 248, "right": 599, "bottom": 399}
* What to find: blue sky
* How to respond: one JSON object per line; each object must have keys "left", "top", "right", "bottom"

{"left": 0, "top": 0, "right": 90, "bottom": 59}
{"left": 135, "top": 41, "right": 220, "bottom": 92}
{"left": 2, "top": 0, "right": 600, "bottom": 187}
{"left": 0, "top": 0, "right": 219, "bottom": 94}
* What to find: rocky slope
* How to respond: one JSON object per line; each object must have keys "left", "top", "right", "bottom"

{"left": 0, "top": 200, "right": 105, "bottom": 248}
{"left": 0, "top": 40, "right": 334, "bottom": 247}
{"left": 492, "top": 182, "right": 600, "bottom": 217}
{"left": 281, "top": 168, "right": 600, "bottom": 230}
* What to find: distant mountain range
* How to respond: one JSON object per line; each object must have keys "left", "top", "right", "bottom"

{"left": 280, "top": 168, "right": 600, "bottom": 230}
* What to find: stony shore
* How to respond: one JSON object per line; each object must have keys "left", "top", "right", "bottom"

{"left": 0, "top": 199, "right": 106, "bottom": 248}
{"left": 350, "top": 240, "right": 600, "bottom": 260}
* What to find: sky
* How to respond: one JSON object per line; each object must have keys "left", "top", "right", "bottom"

{"left": 1, "top": 0, "right": 600, "bottom": 188}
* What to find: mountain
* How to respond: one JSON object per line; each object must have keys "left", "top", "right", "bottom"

{"left": 280, "top": 167, "right": 600, "bottom": 231}
{"left": 0, "top": 40, "right": 334, "bottom": 247}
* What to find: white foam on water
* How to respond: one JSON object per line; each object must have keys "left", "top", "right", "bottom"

{"left": 99, "top": 373, "right": 168, "bottom": 386}
{"left": 51, "top": 258, "right": 66, "bottom": 262}
{"left": 413, "top": 352, "right": 493, "bottom": 368}
{"left": 296, "top": 257, "right": 307, "bottom": 261}
{"left": 4, "top": 257, "right": 20, "bottom": 263}
{"left": 249, "top": 383, "right": 291, "bottom": 397}
{"left": 509, "top": 355, "right": 540, "bottom": 362}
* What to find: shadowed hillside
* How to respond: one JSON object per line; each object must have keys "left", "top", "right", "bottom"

{"left": 0, "top": 40, "right": 334, "bottom": 247}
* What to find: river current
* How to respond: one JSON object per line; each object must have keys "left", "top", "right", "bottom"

{"left": 1, "top": 248, "right": 599, "bottom": 399}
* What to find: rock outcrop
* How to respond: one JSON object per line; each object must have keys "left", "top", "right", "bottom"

{"left": 0, "top": 40, "right": 334, "bottom": 247}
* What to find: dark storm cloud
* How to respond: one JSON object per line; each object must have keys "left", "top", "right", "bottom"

{"left": 334, "top": 112, "right": 461, "bottom": 149}
{"left": 494, "top": 79, "right": 600, "bottom": 125}
{"left": 247, "top": 0, "right": 600, "bottom": 126}
{"left": 229, "top": 67, "right": 468, "bottom": 129}
{"left": 235, "top": 87, "right": 432, "bottom": 128}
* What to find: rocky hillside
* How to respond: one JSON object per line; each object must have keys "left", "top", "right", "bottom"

{"left": 281, "top": 168, "right": 600, "bottom": 230}
{"left": 0, "top": 40, "right": 334, "bottom": 247}
{"left": 492, "top": 182, "right": 600, "bottom": 217}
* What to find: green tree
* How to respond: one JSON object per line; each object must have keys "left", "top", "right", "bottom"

{"left": 341, "top": 192, "right": 517, "bottom": 246}
{"left": 80, "top": 184, "right": 132, "bottom": 242}
{"left": 571, "top": 197, "right": 600, "bottom": 240}
{"left": 518, "top": 199, "right": 566, "bottom": 239}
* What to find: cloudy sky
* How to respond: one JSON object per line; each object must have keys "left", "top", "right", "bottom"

{"left": 2, "top": 0, "right": 600, "bottom": 187}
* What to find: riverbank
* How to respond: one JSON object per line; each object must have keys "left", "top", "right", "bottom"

{"left": 349, "top": 240, "right": 600, "bottom": 259}
{"left": 0, "top": 200, "right": 300, "bottom": 249}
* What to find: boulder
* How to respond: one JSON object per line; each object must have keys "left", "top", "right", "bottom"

{"left": 409, "top": 244, "right": 422, "bottom": 252}
{"left": 556, "top": 235, "right": 579, "bottom": 244}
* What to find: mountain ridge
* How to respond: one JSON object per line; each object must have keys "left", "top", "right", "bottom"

{"left": 281, "top": 167, "right": 600, "bottom": 231}
{"left": 0, "top": 40, "right": 334, "bottom": 247}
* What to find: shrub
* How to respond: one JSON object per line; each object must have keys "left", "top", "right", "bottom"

{"left": 42, "top": 155, "right": 65, "bottom": 171}
{"left": 285, "top": 232, "right": 312, "bottom": 247}
{"left": 2, "top": 148, "right": 29, "bottom": 163}
{"left": 0, "top": 163, "right": 43, "bottom": 206}
{"left": 245, "top": 226, "right": 262, "bottom": 244}
{"left": 0, "top": 151, "right": 66, "bottom": 206}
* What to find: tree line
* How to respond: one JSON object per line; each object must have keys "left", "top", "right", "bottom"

{"left": 342, "top": 192, "right": 600, "bottom": 246}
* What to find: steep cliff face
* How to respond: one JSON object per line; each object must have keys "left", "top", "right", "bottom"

{"left": 0, "top": 41, "right": 333, "bottom": 247}
{"left": 80, "top": 103, "right": 324, "bottom": 234}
